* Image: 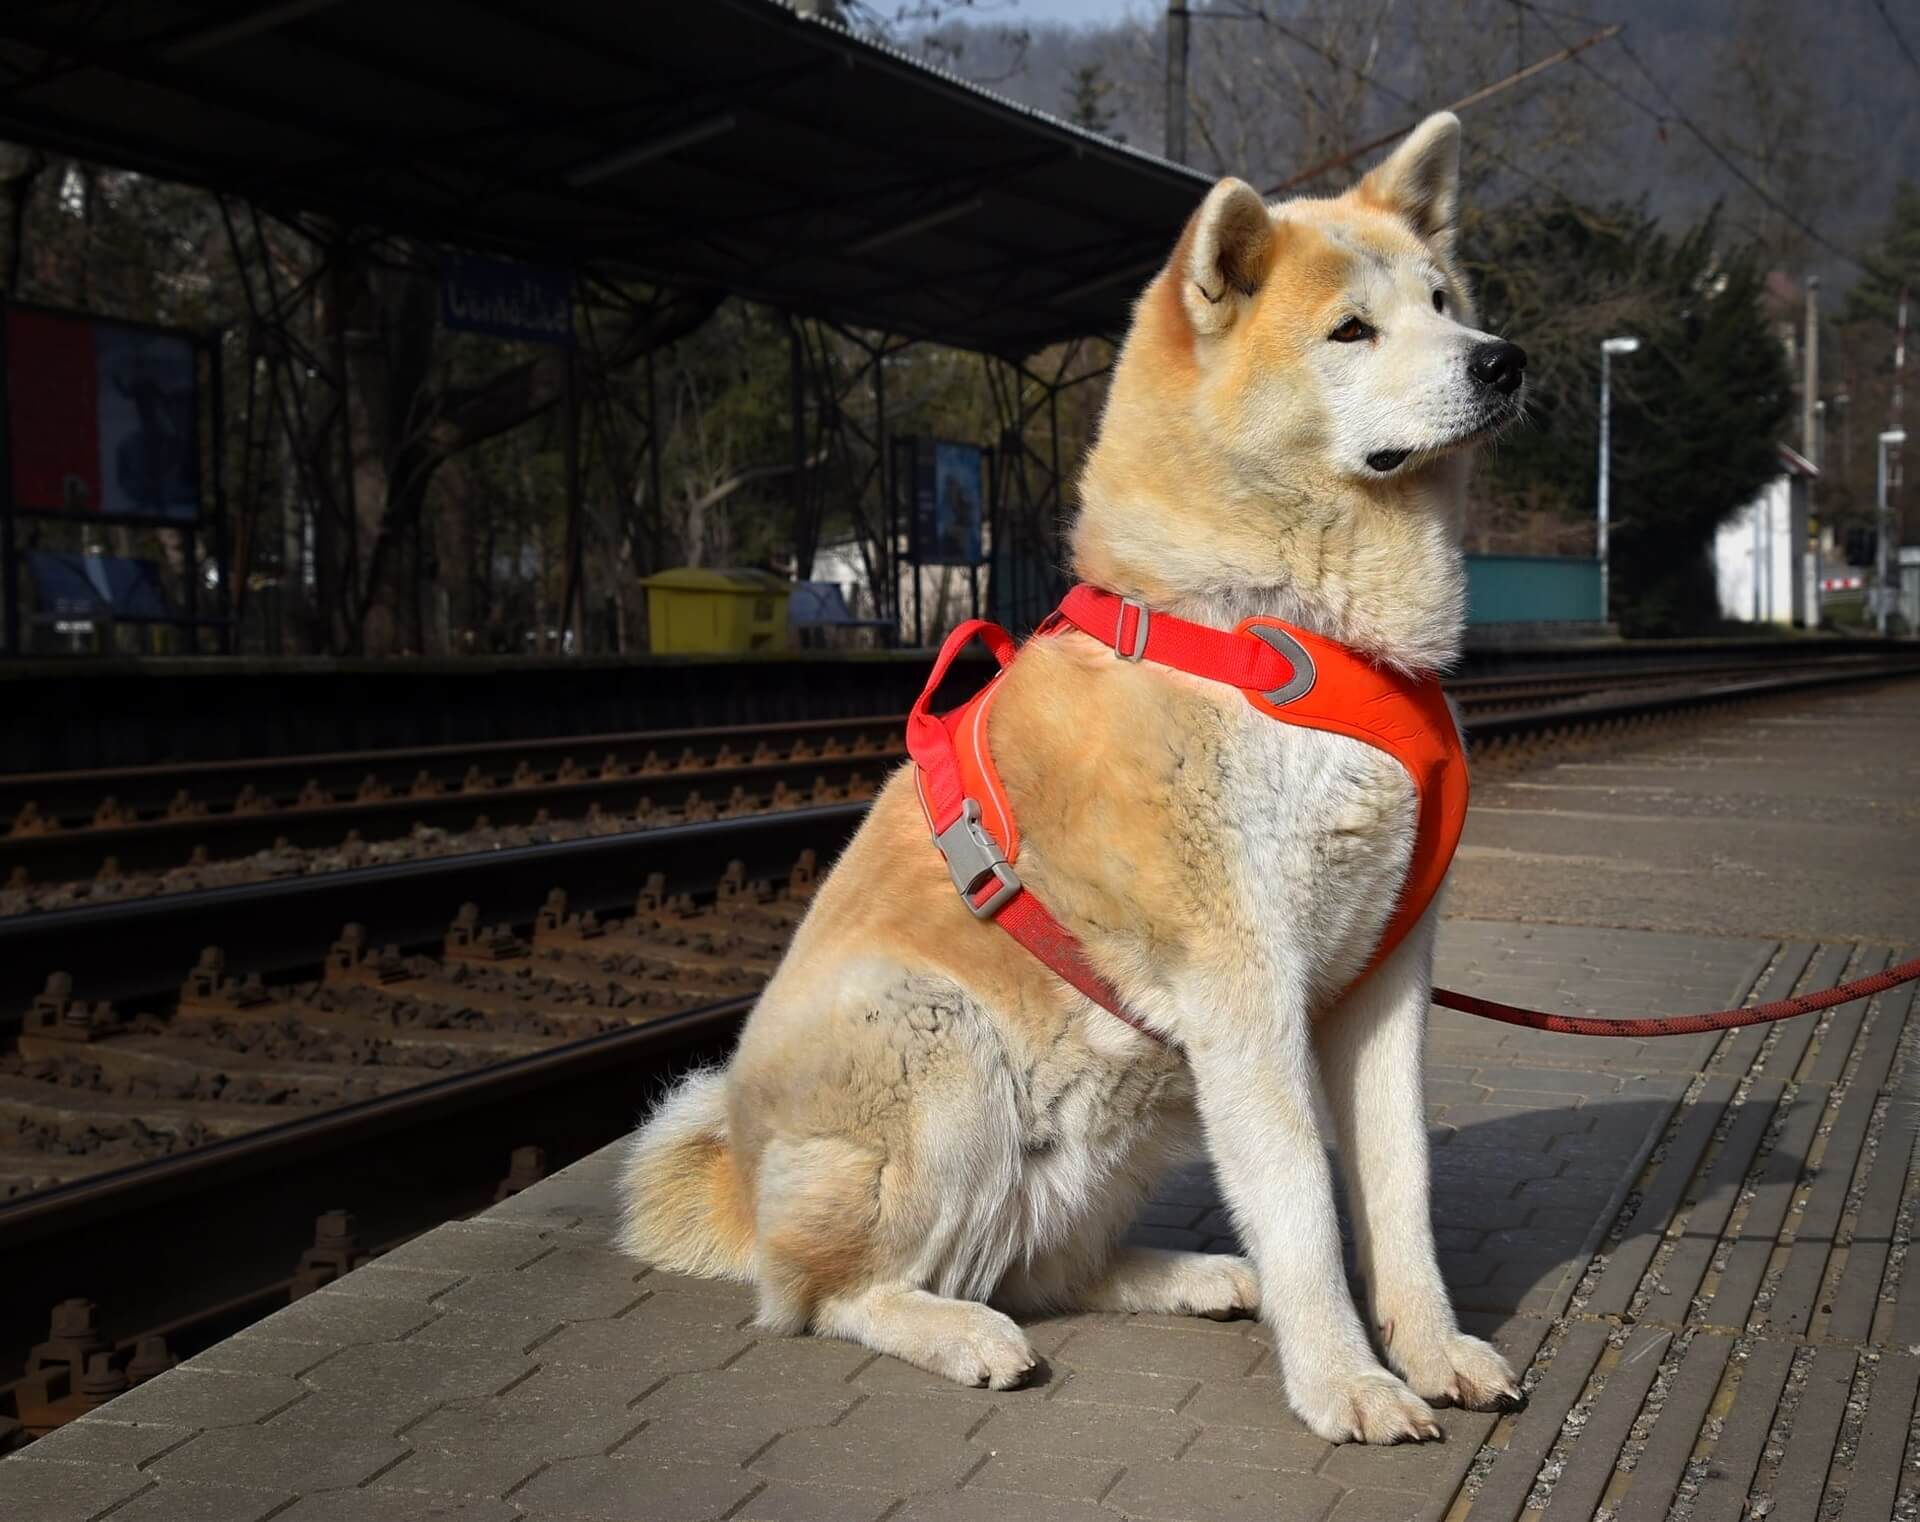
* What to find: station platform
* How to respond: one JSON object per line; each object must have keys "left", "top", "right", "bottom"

{"left": 1, "top": 680, "right": 1914, "bottom": 1522}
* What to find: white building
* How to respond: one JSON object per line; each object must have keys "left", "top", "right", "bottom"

{"left": 1713, "top": 443, "right": 1819, "bottom": 626}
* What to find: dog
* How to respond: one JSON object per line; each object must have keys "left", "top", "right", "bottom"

{"left": 617, "top": 112, "right": 1528, "bottom": 1445}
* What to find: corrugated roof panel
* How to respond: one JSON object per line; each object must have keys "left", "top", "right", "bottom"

{"left": 0, "top": 0, "right": 1213, "bottom": 353}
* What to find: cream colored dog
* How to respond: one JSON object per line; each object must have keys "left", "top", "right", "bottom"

{"left": 617, "top": 113, "right": 1528, "bottom": 1444}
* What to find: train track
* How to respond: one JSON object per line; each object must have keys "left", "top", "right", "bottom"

{"left": 2, "top": 654, "right": 1918, "bottom": 1437}
{"left": 0, "top": 815, "right": 841, "bottom": 1437}
{"left": 3, "top": 652, "right": 1909, "bottom": 903}
{"left": 0, "top": 717, "right": 898, "bottom": 897}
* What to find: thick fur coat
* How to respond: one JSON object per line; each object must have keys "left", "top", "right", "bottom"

{"left": 617, "top": 114, "right": 1529, "bottom": 1444}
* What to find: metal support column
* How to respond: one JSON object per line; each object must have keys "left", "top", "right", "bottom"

{"left": 208, "top": 327, "right": 232, "bottom": 653}
{"left": 1166, "top": 3, "right": 1190, "bottom": 163}
{"left": 788, "top": 313, "right": 807, "bottom": 580}
{"left": 874, "top": 342, "right": 892, "bottom": 640}
{"left": 326, "top": 247, "right": 358, "bottom": 654}
{"left": 559, "top": 345, "right": 583, "bottom": 653}
{"left": 982, "top": 443, "right": 998, "bottom": 625}
{"left": 183, "top": 524, "right": 199, "bottom": 652}
{"left": 646, "top": 347, "right": 665, "bottom": 572}
{"left": 0, "top": 304, "right": 15, "bottom": 656}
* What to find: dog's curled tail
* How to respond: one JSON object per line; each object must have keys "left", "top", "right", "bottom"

{"left": 616, "top": 1069, "right": 755, "bottom": 1281}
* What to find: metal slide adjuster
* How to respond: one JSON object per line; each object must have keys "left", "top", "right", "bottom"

{"left": 1243, "top": 622, "right": 1317, "bottom": 706}
{"left": 933, "top": 798, "right": 1021, "bottom": 919}
{"left": 1114, "top": 596, "right": 1151, "bottom": 661}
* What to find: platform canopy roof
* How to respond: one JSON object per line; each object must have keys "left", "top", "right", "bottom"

{"left": 0, "top": 0, "right": 1216, "bottom": 355}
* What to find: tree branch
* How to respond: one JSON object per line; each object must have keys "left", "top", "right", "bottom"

{"left": 688, "top": 449, "right": 828, "bottom": 516}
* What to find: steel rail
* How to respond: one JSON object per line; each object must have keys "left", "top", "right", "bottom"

{"left": 0, "top": 713, "right": 906, "bottom": 826}
{"left": 0, "top": 748, "right": 899, "bottom": 882}
{"left": 0, "top": 802, "right": 868, "bottom": 1014}
{"left": 0, "top": 991, "right": 755, "bottom": 1248}
{"left": 6, "top": 648, "right": 1911, "bottom": 829}
{"left": 0, "top": 673, "right": 1737, "bottom": 886}
{"left": 1462, "top": 657, "right": 1920, "bottom": 744}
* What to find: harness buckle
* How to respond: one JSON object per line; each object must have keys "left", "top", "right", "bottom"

{"left": 933, "top": 799, "right": 1021, "bottom": 919}
{"left": 1114, "top": 596, "right": 1151, "bottom": 661}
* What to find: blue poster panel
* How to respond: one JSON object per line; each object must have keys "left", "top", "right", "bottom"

{"left": 915, "top": 439, "right": 984, "bottom": 567}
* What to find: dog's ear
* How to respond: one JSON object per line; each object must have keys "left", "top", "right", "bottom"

{"left": 1177, "top": 177, "right": 1274, "bottom": 336}
{"left": 1358, "top": 112, "right": 1460, "bottom": 256}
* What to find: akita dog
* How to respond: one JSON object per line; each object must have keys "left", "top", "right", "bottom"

{"left": 618, "top": 112, "right": 1529, "bottom": 1444}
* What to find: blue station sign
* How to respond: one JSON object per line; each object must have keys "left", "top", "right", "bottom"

{"left": 440, "top": 254, "right": 574, "bottom": 346}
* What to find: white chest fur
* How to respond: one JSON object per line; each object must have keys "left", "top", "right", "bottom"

{"left": 1211, "top": 702, "right": 1419, "bottom": 1006}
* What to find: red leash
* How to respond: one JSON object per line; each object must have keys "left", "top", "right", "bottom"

{"left": 1431, "top": 954, "right": 1920, "bottom": 1038}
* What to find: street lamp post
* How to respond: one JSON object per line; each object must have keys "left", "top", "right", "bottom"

{"left": 1597, "top": 336, "right": 1640, "bottom": 624}
{"left": 1877, "top": 428, "right": 1907, "bottom": 635}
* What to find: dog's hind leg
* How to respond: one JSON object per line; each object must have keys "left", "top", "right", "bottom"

{"left": 749, "top": 1044, "right": 1038, "bottom": 1389}
{"left": 816, "top": 1285, "right": 1038, "bottom": 1389}
{"left": 1184, "top": 968, "right": 1441, "bottom": 1445}
{"left": 1002, "top": 1246, "right": 1258, "bottom": 1319}
{"left": 995, "top": 1136, "right": 1258, "bottom": 1320}
{"left": 1315, "top": 906, "right": 1522, "bottom": 1413}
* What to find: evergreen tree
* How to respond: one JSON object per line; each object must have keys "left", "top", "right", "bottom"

{"left": 1467, "top": 202, "right": 1794, "bottom": 634}
{"left": 1844, "top": 181, "right": 1920, "bottom": 327}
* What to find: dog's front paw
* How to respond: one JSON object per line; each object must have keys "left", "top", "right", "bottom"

{"left": 1293, "top": 1367, "right": 1443, "bottom": 1445}
{"left": 923, "top": 1304, "right": 1039, "bottom": 1390}
{"left": 1392, "top": 1330, "right": 1524, "bottom": 1413}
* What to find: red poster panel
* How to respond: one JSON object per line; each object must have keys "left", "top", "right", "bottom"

{"left": 7, "top": 308, "right": 101, "bottom": 514}
{"left": 5, "top": 307, "right": 199, "bottom": 519}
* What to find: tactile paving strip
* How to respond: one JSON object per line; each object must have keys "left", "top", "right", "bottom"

{"left": 1452, "top": 946, "right": 1919, "bottom": 1521}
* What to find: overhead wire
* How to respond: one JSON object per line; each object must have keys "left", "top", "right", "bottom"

{"left": 1501, "top": 0, "right": 1872, "bottom": 274}
{"left": 1209, "top": 2, "right": 1592, "bottom": 210}
{"left": 1866, "top": 0, "right": 1920, "bottom": 79}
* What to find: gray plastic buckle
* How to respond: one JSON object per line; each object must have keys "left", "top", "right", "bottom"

{"left": 1115, "top": 596, "right": 1150, "bottom": 661}
{"left": 933, "top": 799, "right": 1021, "bottom": 918}
{"left": 1244, "top": 622, "right": 1317, "bottom": 706}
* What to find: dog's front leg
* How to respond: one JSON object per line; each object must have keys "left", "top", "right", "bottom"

{"left": 1184, "top": 974, "right": 1441, "bottom": 1445}
{"left": 1315, "top": 906, "right": 1522, "bottom": 1413}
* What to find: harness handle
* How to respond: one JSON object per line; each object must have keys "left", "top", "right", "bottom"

{"left": 905, "top": 618, "right": 1017, "bottom": 835}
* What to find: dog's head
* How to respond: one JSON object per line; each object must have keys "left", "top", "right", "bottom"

{"left": 1134, "top": 113, "right": 1524, "bottom": 488}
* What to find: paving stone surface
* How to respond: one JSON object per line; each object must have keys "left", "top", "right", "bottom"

{"left": 0, "top": 683, "right": 1913, "bottom": 1520}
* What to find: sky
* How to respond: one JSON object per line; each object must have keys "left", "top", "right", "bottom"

{"left": 992, "top": 0, "right": 1139, "bottom": 26}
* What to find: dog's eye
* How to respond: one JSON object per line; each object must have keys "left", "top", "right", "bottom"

{"left": 1432, "top": 289, "right": 1446, "bottom": 313}
{"left": 1329, "top": 317, "right": 1373, "bottom": 343}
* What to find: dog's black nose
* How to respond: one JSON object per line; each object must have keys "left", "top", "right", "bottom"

{"left": 1468, "top": 341, "right": 1527, "bottom": 395}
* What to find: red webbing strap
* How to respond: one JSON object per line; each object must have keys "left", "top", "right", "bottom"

{"left": 996, "top": 892, "right": 1155, "bottom": 1036}
{"left": 1431, "top": 954, "right": 1920, "bottom": 1038}
{"left": 1055, "top": 584, "right": 1296, "bottom": 691}
{"left": 905, "top": 618, "right": 1016, "bottom": 834}
{"left": 905, "top": 615, "right": 1156, "bottom": 1037}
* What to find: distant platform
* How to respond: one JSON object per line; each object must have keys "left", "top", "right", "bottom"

{"left": 3, "top": 632, "right": 1905, "bottom": 775}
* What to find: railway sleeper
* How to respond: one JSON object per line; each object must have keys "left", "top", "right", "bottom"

{"left": 7, "top": 1299, "right": 180, "bottom": 1437}
{"left": 3, "top": 850, "right": 818, "bottom": 1216}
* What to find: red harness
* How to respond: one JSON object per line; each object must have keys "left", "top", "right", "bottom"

{"left": 905, "top": 585, "right": 1469, "bottom": 1041}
